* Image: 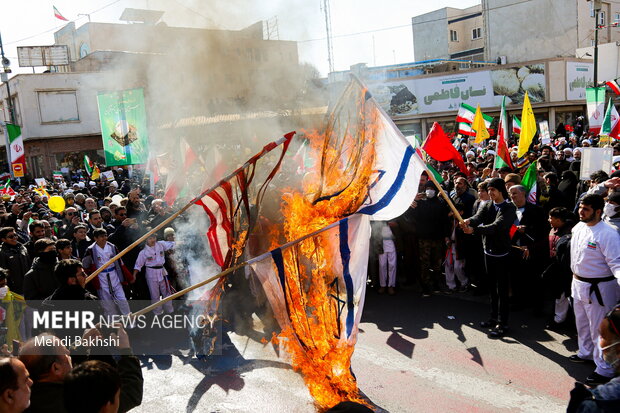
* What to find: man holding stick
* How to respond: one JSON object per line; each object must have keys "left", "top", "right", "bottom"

{"left": 83, "top": 229, "right": 132, "bottom": 317}
{"left": 460, "top": 178, "right": 517, "bottom": 339}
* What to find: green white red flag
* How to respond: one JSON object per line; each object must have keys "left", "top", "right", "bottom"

{"left": 601, "top": 99, "right": 620, "bottom": 139}
{"left": 456, "top": 103, "right": 491, "bottom": 137}
{"left": 0, "top": 179, "right": 15, "bottom": 196}
{"left": 6, "top": 124, "right": 26, "bottom": 177}
{"left": 53, "top": 6, "right": 68, "bottom": 21}
{"left": 512, "top": 116, "right": 521, "bottom": 135}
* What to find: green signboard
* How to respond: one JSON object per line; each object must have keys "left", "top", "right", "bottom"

{"left": 96, "top": 88, "right": 149, "bottom": 166}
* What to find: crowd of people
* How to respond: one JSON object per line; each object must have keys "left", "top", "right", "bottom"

{"left": 0, "top": 168, "right": 186, "bottom": 412}
{"left": 369, "top": 133, "right": 620, "bottom": 396}
{"left": 0, "top": 126, "right": 620, "bottom": 411}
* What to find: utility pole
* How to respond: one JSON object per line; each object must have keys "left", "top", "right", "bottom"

{"left": 0, "top": 32, "right": 15, "bottom": 124}
{"left": 591, "top": 0, "right": 602, "bottom": 87}
{"left": 322, "top": 0, "right": 334, "bottom": 73}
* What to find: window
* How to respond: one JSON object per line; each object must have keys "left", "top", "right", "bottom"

{"left": 450, "top": 30, "right": 458, "bottom": 42}
{"left": 37, "top": 90, "right": 79, "bottom": 123}
{"left": 615, "top": 13, "right": 620, "bottom": 25}
{"left": 472, "top": 27, "right": 482, "bottom": 40}
{"left": 590, "top": 2, "right": 595, "bottom": 17}
{"left": 599, "top": 11, "right": 606, "bottom": 26}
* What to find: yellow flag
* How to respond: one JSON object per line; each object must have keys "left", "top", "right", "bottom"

{"left": 517, "top": 92, "right": 536, "bottom": 158}
{"left": 472, "top": 104, "right": 490, "bottom": 143}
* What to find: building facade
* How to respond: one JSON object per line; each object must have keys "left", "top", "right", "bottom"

{"left": 0, "top": 15, "right": 303, "bottom": 178}
{"left": 330, "top": 57, "right": 595, "bottom": 140}
{"left": 413, "top": 0, "right": 620, "bottom": 65}
{"left": 412, "top": 5, "right": 485, "bottom": 62}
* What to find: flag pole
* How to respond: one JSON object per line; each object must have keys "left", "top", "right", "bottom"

{"left": 130, "top": 218, "right": 343, "bottom": 317}
{"left": 85, "top": 132, "right": 295, "bottom": 285}
{"left": 422, "top": 160, "right": 466, "bottom": 225}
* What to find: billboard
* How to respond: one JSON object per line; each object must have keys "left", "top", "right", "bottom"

{"left": 566, "top": 61, "right": 593, "bottom": 100}
{"left": 96, "top": 88, "right": 149, "bottom": 166}
{"left": 17, "top": 45, "right": 69, "bottom": 67}
{"left": 368, "top": 63, "right": 546, "bottom": 117}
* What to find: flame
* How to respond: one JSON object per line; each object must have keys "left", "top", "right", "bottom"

{"left": 271, "top": 90, "right": 381, "bottom": 410}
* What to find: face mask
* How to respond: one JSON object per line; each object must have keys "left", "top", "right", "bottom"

{"left": 39, "top": 251, "right": 57, "bottom": 263}
{"left": 604, "top": 203, "right": 618, "bottom": 218}
{"left": 0, "top": 286, "right": 7, "bottom": 299}
{"left": 425, "top": 189, "right": 436, "bottom": 198}
{"left": 602, "top": 341, "right": 620, "bottom": 367}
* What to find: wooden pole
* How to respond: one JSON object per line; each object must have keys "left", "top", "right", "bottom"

{"left": 130, "top": 219, "right": 342, "bottom": 317}
{"left": 85, "top": 133, "right": 294, "bottom": 285}
{"left": 423, "top": 162, "right": 465, "bottom": 225}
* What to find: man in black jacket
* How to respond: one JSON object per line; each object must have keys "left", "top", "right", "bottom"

{"left": 461, "top": 178, "right": 517, "bottom": 338}
{"left": 45, "top": 259, "right": 97, "bottom": 302}
{"left": 408, "top": 181, "right": 450, "bottom": 296}
{"left": 0, "top": 227, "right": 31, "bottom": 296}
{"left": 508, "top": 185, "right": 550, "bottom": 313}
{"left": 23, "top": 239, "right": 59, "bottom": 307}
{"left": 19, "top": 327, "right": 143, "bottom": 413}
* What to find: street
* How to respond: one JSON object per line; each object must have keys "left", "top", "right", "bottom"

{"left": 135, "top": 289, "right": 590, "bottom": 412}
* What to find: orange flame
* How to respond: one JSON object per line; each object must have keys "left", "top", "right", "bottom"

{"left": 271, "top": 91, "right": 382, "bottom": 410}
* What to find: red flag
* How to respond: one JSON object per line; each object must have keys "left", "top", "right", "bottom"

{"left": 422, "top": 123, "right": 468, "bottom": 175}
{"left": 509, "top": 224, "right": 518, "bottom": 239}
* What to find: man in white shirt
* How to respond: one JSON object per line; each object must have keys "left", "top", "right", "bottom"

{"left": 83, "top": 228, "right": 131, "bottom": 317}
{"left": 133, "top": 233, "right": 175, "bottom": 314}
{"left": 569, "top": 194, "right": 620, "bottom": 386}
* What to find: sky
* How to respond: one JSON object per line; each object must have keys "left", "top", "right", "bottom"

{"left": 0, "top": 0, "right": 481, "bottom": 76}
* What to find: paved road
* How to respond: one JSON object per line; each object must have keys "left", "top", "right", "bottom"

{"left": 134, "top": 289, "right": 592, "bottom": 412}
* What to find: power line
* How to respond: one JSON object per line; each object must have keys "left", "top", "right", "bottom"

{"left": 298, "top": 0, "right": 534, "bottom": 44}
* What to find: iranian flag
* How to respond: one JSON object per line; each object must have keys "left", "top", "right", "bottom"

{"left": 7, "top": 124, "right": 26, "bottom": 177}
{"left": 456, "top": 103, "right": 491, "bottom": 137}
{"left": 83, "top": 155, "right": 100, "bottom": 180}
{"left": 512, "top": 116, "right": 521, "bottom": 135}
{"left": 521, "top": 161, "right": 538, "bottom": 204}
{"left": 53, "top": 6, "right": 68, "bottom": 21}
{"left": 494, "top": 96, "right": 514, "bottom": 169}
{"left": 0, "top": 179, "right": 15, "bottom": 197}
{"left": 601, "top": 99, "right": 620, "bottom": 139}
{"left": 607, "top": 79, "right": 620, "bottom": 95}
{"left": 587, "top": 87, "right": 606, "bottom": 134}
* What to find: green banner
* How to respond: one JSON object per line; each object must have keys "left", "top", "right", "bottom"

{"left": 96, "top": 88, "right": 149, "bottom": 166}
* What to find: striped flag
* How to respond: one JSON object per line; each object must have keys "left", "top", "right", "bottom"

{"left": 601, "top": 99, "right": 620, "bottom": 139}
{"left": 512, "top": 116, "right": 521, "bottom": 135}
{"left": 607, "top": 79, "right": 620, "bottom": 95}
{"left": 83, "top": 155, "right": 100, "bottom": 180}
{"left": 456, "top": 103, "right": 492, "bottom": 137}
{"left": 6, "top": 124, "right": 26, "bottom": 178}
{"left": 195, "top": 133, "right": 294, "bottom": 269}
{"left": 0, "top": 179, "right": 15, "bottom": 196}
{"left": 53, "top": 6, "right": 68, "bottom": 21}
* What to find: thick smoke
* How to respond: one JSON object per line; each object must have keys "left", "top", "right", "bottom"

{"left": 84, "top": 1, "right": 329, "bottom": 325}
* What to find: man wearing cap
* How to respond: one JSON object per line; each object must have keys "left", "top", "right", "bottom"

{"left": 461, "top": 178, "right": 517, "bottom": 338}
{"left": 569, "top": 194, "right": 620, "bottom": 386}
